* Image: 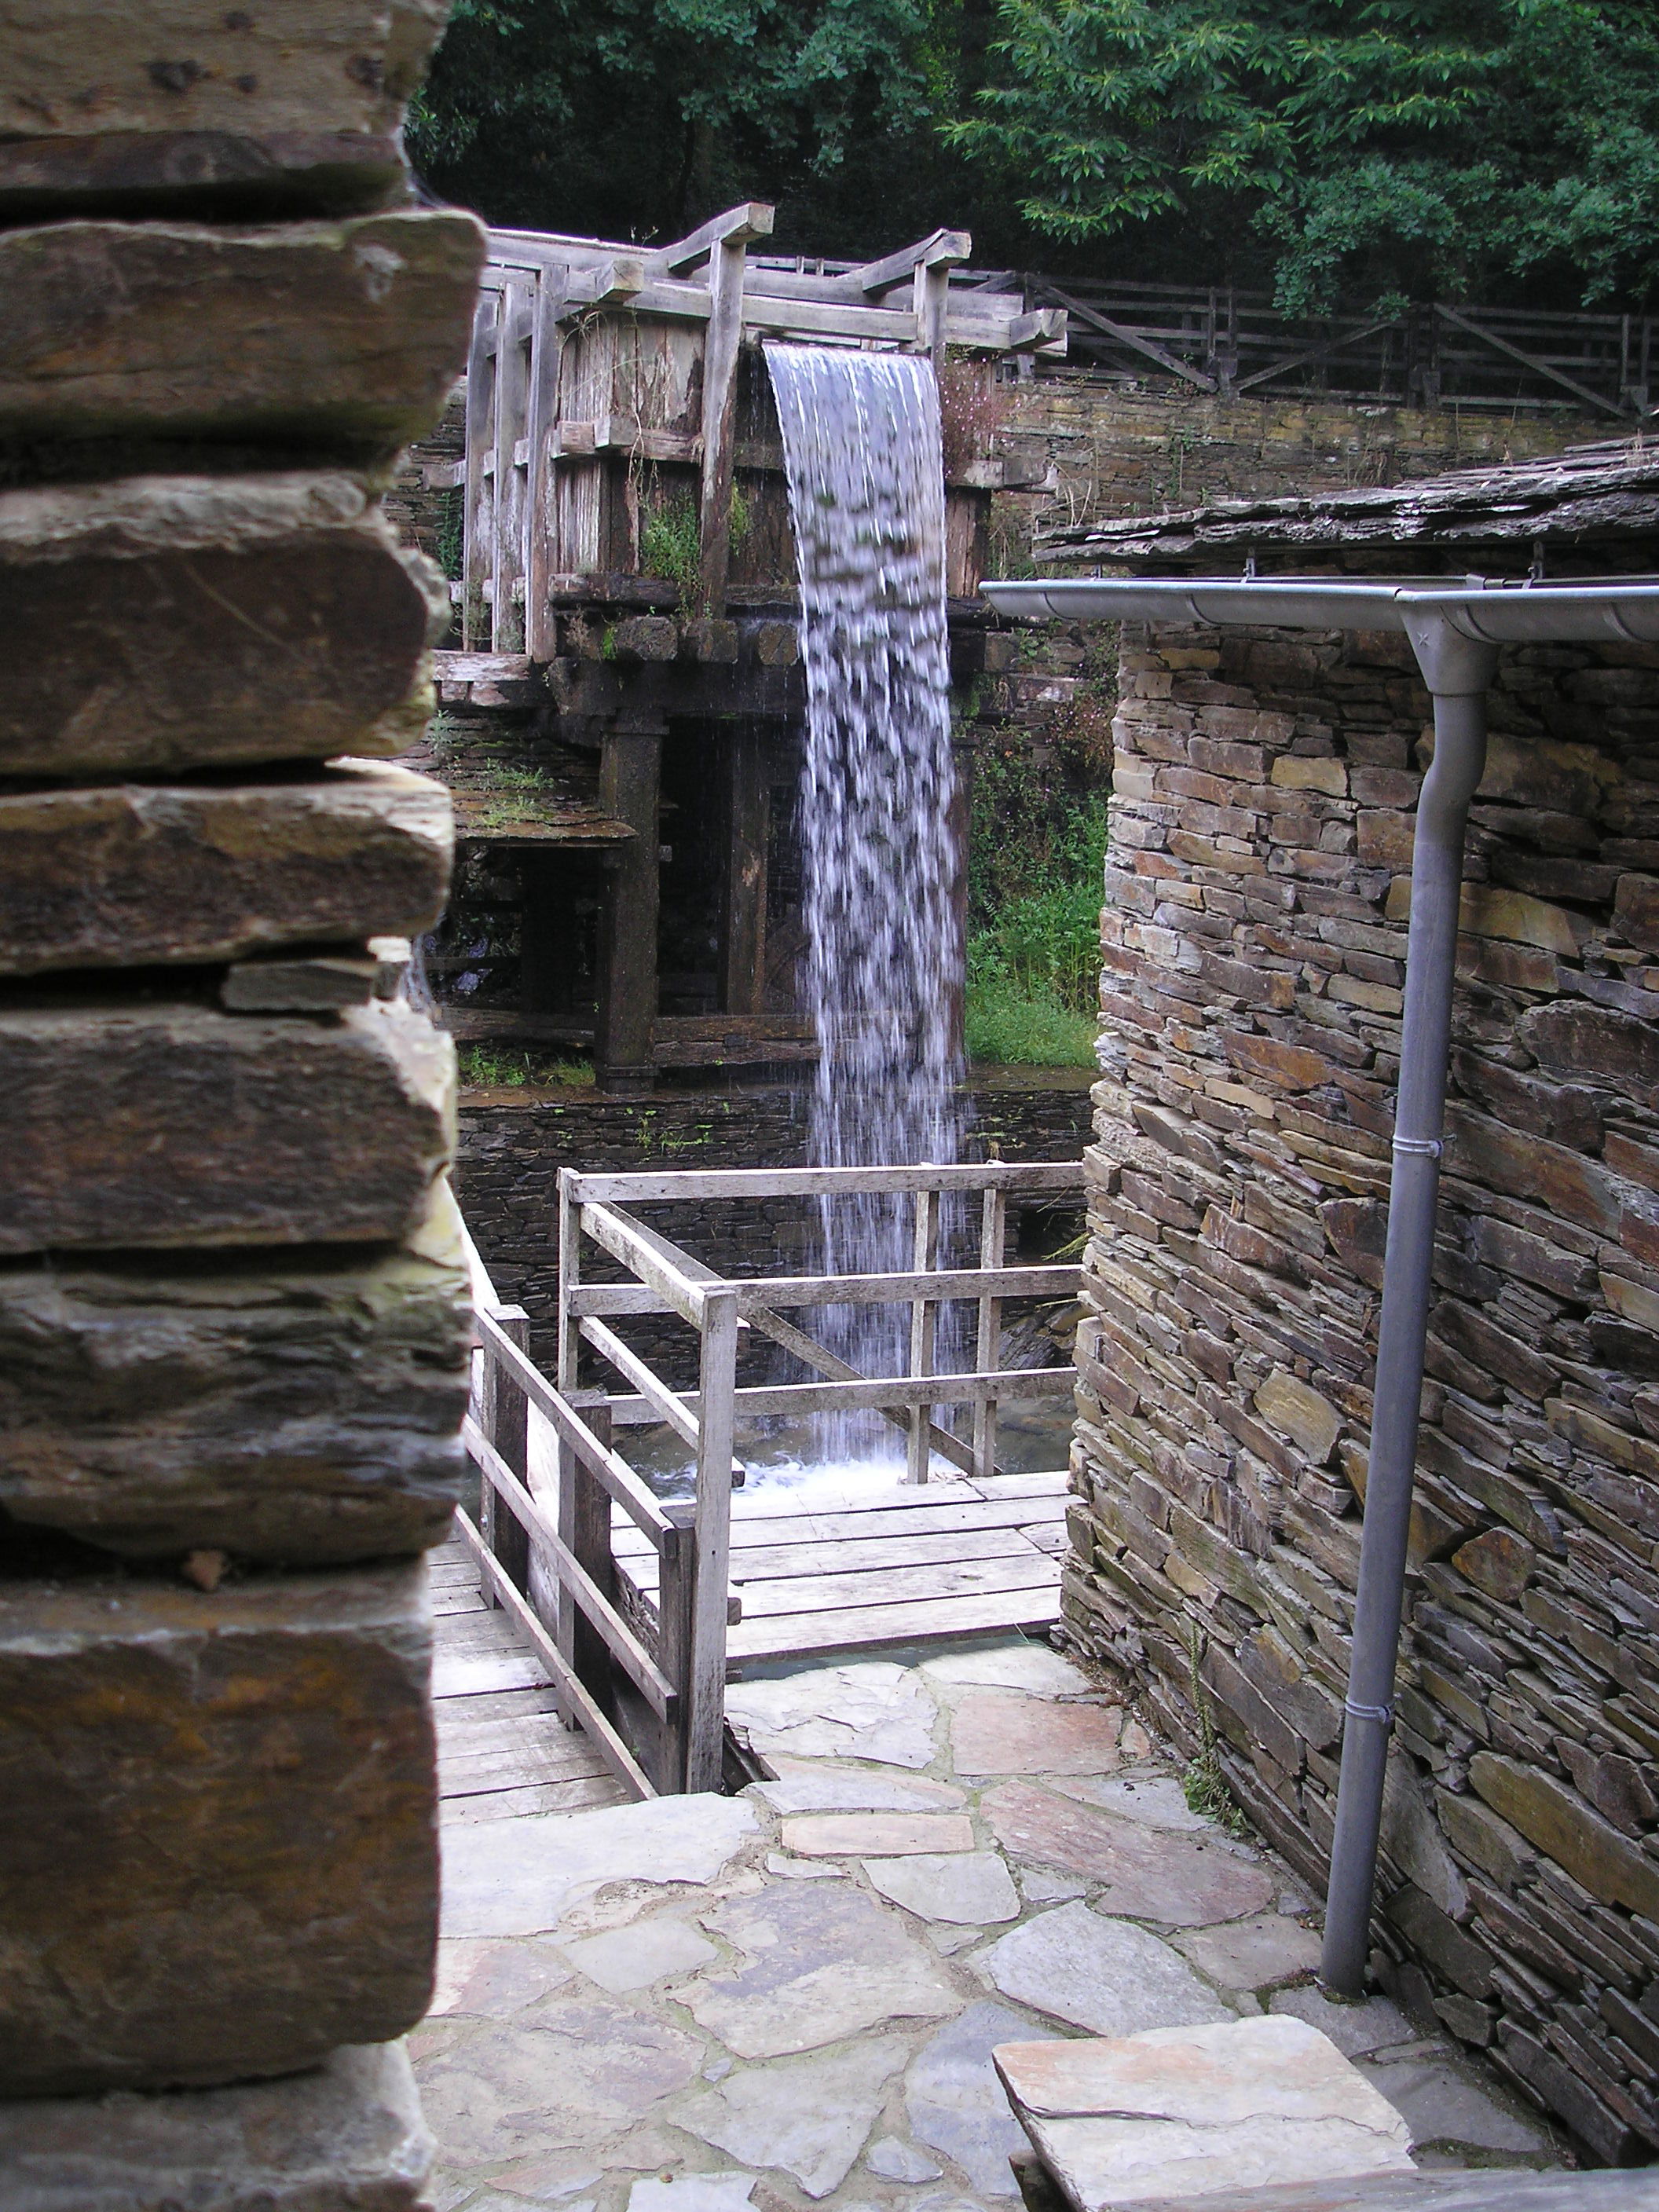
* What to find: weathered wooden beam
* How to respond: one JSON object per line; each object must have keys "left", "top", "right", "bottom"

{"left": 606, "top": 1364, "right": 1078, "bottom": 1423}
{"left": 853, "top": 228, "right": 972, "bottom": 295}
{"left": 687, "top": 1289, "right": 738, "bottom": 1791}
{"left": 720, "top": 724, "right": 769, "bottom": 1014}
{"left": 0, "top": 760, "right": 449, "bottom": 976}
{"left": 698, "top": 234, "right": 749, "bottom": 613}
{"left": 0, "top": 2, "right": 446, "bottom": 221}
{"left": 1233, "top": 313, "right": 1403, "bottom": 396}
{"left": 558, "top": 257, "right": 646, "bottom": 313}
{"left": 0, "top": 213, "right": 483, "bottom": 452}
{"left": 1, "top": 472, "right": 446, "bottom": 775}
{"left": 462, "top": 290, "right": 497, "bottom": 650}
{"left": 489, "top": 276, "right": 533, "bottom": 651}
{"left": 0, "top": 1000, "right": 454, "bottom": 1255}
{"left": 1435, "top": 302, "right": 1629, "bottom": 419}
{"left": 594, "top": 719, "right": 665, "bottom": 1093}
{"left": 566, "top": 1161, "right": 1086, "bottom": 1201}
{"left": 0, "top": 1560, "right": 438, "bottom": 2095}
{"left": 655, "top": 202, "right": 775, "bottom": 274}
{"left": 0, "top": 1185, "right": 471, "bottom": 1562}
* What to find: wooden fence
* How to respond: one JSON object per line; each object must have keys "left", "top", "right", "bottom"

{"left": 455, "top": 1161, "right": 1082, "bottom": 1795}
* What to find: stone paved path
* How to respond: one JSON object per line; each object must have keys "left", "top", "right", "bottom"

{"left": 412, "top": 1637, "right": 1566, "bottom": 2212}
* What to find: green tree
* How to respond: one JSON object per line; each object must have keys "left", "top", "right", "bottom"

{"left": 408, "top": 0, "right": 1017, "bottom": 259}
{"left": 947, "top": 0, "right": 1659, "bottom": 309}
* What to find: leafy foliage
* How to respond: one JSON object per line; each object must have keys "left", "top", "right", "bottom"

{"left": 949, "top": 0, "right": 1659, "bottom": 309}
{"left": 456, "top": 1043, "right": 595, "bottom": 1088}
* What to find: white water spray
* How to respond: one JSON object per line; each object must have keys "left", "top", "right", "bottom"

{"left": 768, "top": 343, "right": 965, "bottom": 1459}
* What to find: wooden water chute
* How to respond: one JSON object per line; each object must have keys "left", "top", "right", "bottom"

{"left": 421, "top": 210, "right": 1062, "bottom": 1091}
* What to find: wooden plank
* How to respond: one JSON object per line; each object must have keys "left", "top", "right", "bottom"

{"left": 727, "top": 1583, "right": 1061, "bottom": 1664}
{"left": 433, "top": 1647, "right": 549, "bottom": 1699}
{"left": 433, "top": 1683, "right": 565, "bottom": 1727}
{"left": 438, "top": 1740, "right": 611, "bottom": 1797}
{"left": 654, "top": 203, "right": 775, "bottom": 274}
{"left": 974, "top": 1185, "right": 1007, "bottom": 1483}
{"left": 687, "top": 1289, "right": 738, "bottom": 1794}
{"left": 465, "top": 1415, "right": 678, "bottom": 1720}
{"left": 977, "top": 1468, "right": 1071, "bottom": 1497}
{"left": 580, "top": 1199, "right": 705, "bottom": 1328}
{"left": 698, "top": 234, "right": 747, "bottom": 613}
{"left": 851, "top": 229, "right": 972, "bottom": 295}
{"left": 735, "top": 1548, "right": 1059, "bottom": 1621}
{"left": 461, "top": 289, "right": 497, "bottom": 649}
{"left": 491, "top": 276, "right": 532, "bottom": 652}
{"left": 1435, "top": 303, "right": 1627, "bottom": 419}
{"left": 436, "top": 1708, "right": 607, "bottom": 1763}
{"left": 581, "top": 1315, "right": 699, "bottom": 1445}
{"left": 454, "top": 1506, "right": 654, "bottom": 1799}
{"left": 908, "top": 1188, "right": 939, "bottom": 1483}
{"left": 524, "top": 261, "right": 569, "bottom": 662}
{"left": 566, "top": 1162, "right": 1085, "bottom": 1202}
{"left": 441, "top": 1775, "right": 626, "bottom": 1823}
{"left": 559, "top": 1397, "right": 617, "bottom": 1728}
{"left": 740, "top": 1299, "right": 981, "bottom": 1482}
{"left": 431, "top": 1610, "right": 534, "bottom": 1656}
{"left": 477, "top": 1304, "right": 531, "bottom": 1607}
{"left": 1038, "top": 283, "right": 1217, "bottom": 392}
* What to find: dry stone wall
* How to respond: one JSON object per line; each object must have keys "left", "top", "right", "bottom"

{"left": 1068, "top": 613, "right": 1659, "bottom": 2164}
{"left": 0, "top": 4, "right": 478, "bottom": 2198}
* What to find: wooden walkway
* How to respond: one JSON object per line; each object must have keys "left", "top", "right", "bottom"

{"left": 430, "top": 1467, "right": 1067, "bottom": 1811}
{"left": 430, "top": 1542, "right": 629, "bottom": 1822}
{"left": 614, "top": 1465, "right": 1068, "bottom": 1668}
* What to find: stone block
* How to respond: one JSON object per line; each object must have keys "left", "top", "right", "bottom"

{"left": 0, "top": 1562, "right": 438, "bottom": 2094}
{"left": 0, "top": 1183, "right": 471, "bottom": 1562}
{"left": 994, "top": 2016, "right": 1415, "bottom": 2208}
{"left": 0, "top": 212, "right": 482, "bottom": 452}
{"left": 0, "top": 2040, "right": 434, "bottom": 2212}
{"left": 0, "top": 998, "right": 454, "bottom": 1255}
{"left": 0, "top": 0, "right": 449, "bottom": 221}
{"left": 1470, "top": 1752, "right": 1659, "bottom": 1921}
{"left": 0, "top": 761, "right": 450, "bottom": 976}
{"left": 0, "top": 472, "right": 446, "bottom": 775}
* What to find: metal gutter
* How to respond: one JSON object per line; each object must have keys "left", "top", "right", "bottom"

{"left": 981, "top": 572, "right": 1659, "bottom": 1996}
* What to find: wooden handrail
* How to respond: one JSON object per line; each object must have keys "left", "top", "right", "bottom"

{"left": 565, "top": 1160, "right": 1085, "bottom": 1201}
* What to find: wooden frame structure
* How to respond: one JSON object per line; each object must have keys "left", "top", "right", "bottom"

{"left": 1018, "top": 276, "right": 1656, "bottom": 418}
{"left": 456, "top": 1164, "right": 1082, "bottom": 1793}
{"left": 455, "top": 204, "right": 1064, "bottom": 651}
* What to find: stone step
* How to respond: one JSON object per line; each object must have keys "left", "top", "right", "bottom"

{"left": 1125, "top": 2175, "right": 1659, "bottom": 2210}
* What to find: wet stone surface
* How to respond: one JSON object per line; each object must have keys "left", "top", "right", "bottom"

{"left": 414, "top": 1634, "right": 1569, "bottom": 2212}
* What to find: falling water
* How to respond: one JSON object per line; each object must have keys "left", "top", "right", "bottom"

{"left": 768, "top": 343, "right": 965, "bottom": 1460}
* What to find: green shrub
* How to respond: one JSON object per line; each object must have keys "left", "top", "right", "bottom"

{"left": 456, "top": 1046, "right": 595, "bottom": 1090}
{"left": 964, "top": 976, "right": 1097, "bottom": 1068}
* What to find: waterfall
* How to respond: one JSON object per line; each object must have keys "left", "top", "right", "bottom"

{"left": 767, "top": 343, "right": 965, "bottom": 1462}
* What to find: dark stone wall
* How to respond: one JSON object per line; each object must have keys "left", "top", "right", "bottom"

{"left": 1068, "top": 614, "right": 1659, "bottom": 2163}
{"left": 456, "top": 1069, "right": 1095, "bottom": 1379}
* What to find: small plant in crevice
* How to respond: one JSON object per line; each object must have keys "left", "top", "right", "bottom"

{"left": 1181, "top": 1621, "right": 1251, "bottom": 1837}
{"left": 436, "top": 486, "right": 465, "bottom": 582}
{"left": 639, "top": 485, "right": 752, "bottom": 604}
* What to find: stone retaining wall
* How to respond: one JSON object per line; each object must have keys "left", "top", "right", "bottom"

{"left": 1067, "top": 617, "right": 1659, "bottom": 2163}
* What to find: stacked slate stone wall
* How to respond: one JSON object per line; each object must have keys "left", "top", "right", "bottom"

{"left": 0, "top": 6, "right": 479, "bottom": 2196}
{"left": 1068, "top": 610, "right": 1659, "bottom": 2163}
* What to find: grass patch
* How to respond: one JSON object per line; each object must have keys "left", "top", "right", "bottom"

{"left": 456, "top": 1045, "right": 595, "bottom": 1090}
{"left": 639, "top": 485, "right": 751, "bottom": 604}
{"left": 965, "top": 979, "right": 1097, "bottom": 1068}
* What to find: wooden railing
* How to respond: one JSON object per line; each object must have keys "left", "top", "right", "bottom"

{"left": 458, "top": 1162, "right": 1084, "bottom": 1793}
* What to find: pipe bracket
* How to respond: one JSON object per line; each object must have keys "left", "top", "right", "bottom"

{"left": 1390, "top": 1136, "right": 1442, "bottom": 1159}
{"left": 1345, "top": 1699, "right": 1395, "bottom": 1727}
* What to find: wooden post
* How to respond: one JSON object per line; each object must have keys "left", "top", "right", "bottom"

{"left": 462, "top": 289, "right": 498, "bottom": 650}
{"left": 478, "top": 1302, "right": 530, "bottom": 1600}
{"left": 906, "top": 1190, "right": 939, "bottom": 1485}
{"left": 524, "top": 262, "right": 568, "bottom": 663}
{"left": 557, "top": 1169, "right": 583, "bottom": 1395}
{"left": 491, "top": 276, "right": 533, "bottom": 654}
{"left": 687, "top": 1287, "right": 738, "bottom": 1792}
{"left": 914, "top": 257, "right": 950, "bottom": 366}
{"left": 697, "top": 236, "right": 747, "bottom": 615}
{"left": 972, "top": 1185, "right": 1006, "bottom": 1482}
{"left": 595, "top": 715, "right": 664, "bottom": 1094}
{"left": 657, "top": 1500, "right": 697, "bottom": 1793}
{"left": 720, "top": 724, "right": 769, "bottom": 1017}
{"left": 557, "top": 1398, "right": 615, "bottom": 1730}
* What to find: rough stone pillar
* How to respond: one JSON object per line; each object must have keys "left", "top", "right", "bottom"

{"left": 0, "top": 6, "right": 481, "bottom": 2199}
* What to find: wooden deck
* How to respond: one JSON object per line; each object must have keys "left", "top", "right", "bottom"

{"left": 613, "top": 1466, "right": 1068, "bottom": 1668}
{"left": 430, "top": 1543, "right": 630, "bottom": 1821}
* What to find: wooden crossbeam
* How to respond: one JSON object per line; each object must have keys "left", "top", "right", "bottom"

{"left": 1038, "top": 282, "right": 1217, "bottom": 391}
{"left": 655, "top": 202, "right": 775, "bottom": 274}
{"left": 851, "top": 228, "right": 972, "bottom": 295}
{"left": 1435, "top": 303, "right": 1628, "bottom": 419}
{"left": 1233, "top": 314, "right": 1402, "bottom": 396}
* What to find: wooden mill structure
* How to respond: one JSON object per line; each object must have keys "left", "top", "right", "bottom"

{"left": 404, "top": 205, "right": 1062, "bottom": 1090}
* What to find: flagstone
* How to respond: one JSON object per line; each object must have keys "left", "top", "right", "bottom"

{"left": 725, "top": 1664, "right": 939, "bottom": 1769}
{"left": 976, "top": 1903, "right": 1233, "bottom": 2038}
{"left": 1358, "top": 2057, "right": 1551, "bottom": 2154}
{"left": 562, "top": 1917, "right": 718, "bottom": 1995}
{"left": 432, "top": 1939, "right": 575, "bottom": 2017}
{"left": 675, "top": 2037, "right": 906, "bottom": 2197}
{"left": 994, "top": 2017, "right": 1415, "bottom": 2209}
{"left": 864, "top": 1851, "right": 1022, "bottom": 1926}
{"left": 781, "top": 1813, "right": 976, "bottom": 1859}
{"left": 413, "top": 2003, "right": 703, "bottom": 2163}
{"left": 485, "top": 2158, "right": 605, "bottom": 2203}
{"left": 866, "top": 2136, "right": 944, "bottom": 2182}
{"left": 951, "top": 1692, "right": 1122, "bottom": 1777}
{"left": 906, "top": 2001, "right": 1061, "bottom": 2199}
{"left": 753, "top": 1760, "right": 966, "bottom": 1815}
{"left": 628, "top": 2173, "right": 757, "bottom": 2212}
{"left": 983, "top": 1782, "right": 1276, "bottom": 1924}
{"left": 687, "top": 1883, "right": 958, "bottom": 2058}
{"left": 1269, "top": 1986, "right": 1416, "bottom": 2058}
{"left": 1173, "top": 1915, "right": 1324, "bottom": 1994}
{"left": 922, "top": 1643, "right": 1093, "bottom": 1697}
{"left": 441, "top": 1796, "right": 759, "bottom": 1938}
{"left": 1049, "top": 1774, "right": 1214, "bottom": 1831}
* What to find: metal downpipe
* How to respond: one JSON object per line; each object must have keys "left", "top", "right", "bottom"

{"left": 1320, "top": 618, "right": 1499, "bottom": 1995}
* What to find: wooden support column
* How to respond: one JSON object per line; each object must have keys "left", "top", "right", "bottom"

{"left": 462, "top": 289, "right": 498, "bottom": 650}
{"left": 720, "top": 724, "right": 769, "bottom": 1017}
{"left": 491, "top": 276, "right": 533, "bottom": 653}
{"left": 524, "top": 262, "right": 569, "bottom": 663}
{"left": 478, "top": 1303, "right": 531, "bottom": 1602}
{"left": 557, "top": 1397, "right": 616, "bottom": 1730}
{"left": 595, "top": 712, "right": 665, "bottom": 1093}
{"left": 697, "top": 236, "right": 747, "bottom": 616}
